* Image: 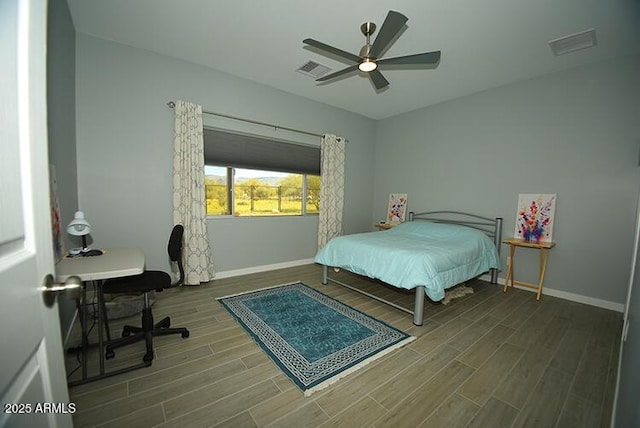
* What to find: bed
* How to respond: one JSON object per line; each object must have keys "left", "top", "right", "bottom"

{"left": 314, "top": 211, "right": 503, "bottom": 325}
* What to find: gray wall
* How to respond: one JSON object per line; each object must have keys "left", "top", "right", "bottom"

{"left": 74, "top": 35, "right": 376, "bottom": 274}
{"left": 47, "top": 0, "right": 78, "bottom": 338}
{"left": 374, "top": 55, "right": 640, "bottom": 305}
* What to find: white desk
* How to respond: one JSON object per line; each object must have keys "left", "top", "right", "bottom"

{"left": 56, "top": 247, "right": 144, "bottom": 385}
{"left": 56, "top": 247, "right": 144, "bottom": 282}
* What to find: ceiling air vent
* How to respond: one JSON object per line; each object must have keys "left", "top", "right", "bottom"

{"left": 296, "top": 61, "right": 331, "bottom": 78}
{"left": 548, "top": 29, "right": 597, "bottom": 56}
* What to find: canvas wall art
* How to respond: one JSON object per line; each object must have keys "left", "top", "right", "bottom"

{"left": 49, "top": 165, "right": 64, "bottom": 262}
{"left": 387, "top": 193, "right": 408, "bottom": 224}
{"left": 514, "top": 193, "right": 557, "bottom": 243}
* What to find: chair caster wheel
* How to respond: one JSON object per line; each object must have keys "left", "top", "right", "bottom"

{"left": 122, "top": 327, "right": 131, "bottom": 337}
{"left": 182, "top": 331, "right": 190, "bottom": 338}
{"left": 105, "top": 349, "right": 115, "bottom": 360}
{"left": 143, "top": 353, "right": 153, "bottom": 365}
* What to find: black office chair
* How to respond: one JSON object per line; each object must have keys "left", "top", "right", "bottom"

{"left": 103, "top": 224, "right": 189, "bottom": 365}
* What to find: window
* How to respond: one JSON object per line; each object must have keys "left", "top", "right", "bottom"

{"left": 205, "top": 167, "right": 319, "bottom": 217}
{"left": 203, "top": 128, "right": 321, "bottom": 217}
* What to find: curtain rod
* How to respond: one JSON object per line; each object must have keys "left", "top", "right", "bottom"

{"left": 167, "top": 101, "right": 324, "bottom": 138}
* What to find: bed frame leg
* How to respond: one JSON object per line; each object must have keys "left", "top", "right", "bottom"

{"left": 322, "top": 265, "right": 328, "bottom": 285}
{"left": 493, "top": 217, "right": 503, "bottom": 285}
{"left": 413, "top": 286, "right": 425, "bottom": 326}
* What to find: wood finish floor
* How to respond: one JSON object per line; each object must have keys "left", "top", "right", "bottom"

{"left": 65, "top": 264, "right": 622, "bottom": 427}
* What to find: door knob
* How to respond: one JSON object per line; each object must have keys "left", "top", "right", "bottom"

{"left": 42, "top": 274, "right": 82, "bottom": 307}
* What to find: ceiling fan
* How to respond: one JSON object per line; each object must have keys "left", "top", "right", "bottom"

{"left": 303, "top": 10, "right": 441, "bottom": 90}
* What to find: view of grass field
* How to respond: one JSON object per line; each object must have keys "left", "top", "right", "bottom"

{"left": 205, "top": 168, "right": 320, "bottom": 216}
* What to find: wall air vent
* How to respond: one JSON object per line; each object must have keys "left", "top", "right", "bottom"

{"left": 548, "top": 29, "right": 597, "bottom": 56}
{"left": 296, "top": 61, "right": 331, "bottom": 78}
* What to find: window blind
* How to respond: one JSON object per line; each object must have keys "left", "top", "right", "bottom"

{"left": 203, "top": 128, "right": 320, "bottom": 175}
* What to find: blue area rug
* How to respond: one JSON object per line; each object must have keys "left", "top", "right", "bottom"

{"left": 218, "top": 282, "right": 415, "bottom": 395}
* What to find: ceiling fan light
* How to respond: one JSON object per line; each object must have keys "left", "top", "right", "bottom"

{"left": 358, "top": 59, "right": 377, "bottom": 72}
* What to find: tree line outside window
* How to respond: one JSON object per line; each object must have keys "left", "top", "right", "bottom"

{"left": 205, "top": 166, "right": 320, "bottom": 217}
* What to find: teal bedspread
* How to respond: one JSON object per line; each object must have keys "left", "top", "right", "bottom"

{"left": 314, "top": 221, "right": 500, "bottom": 302}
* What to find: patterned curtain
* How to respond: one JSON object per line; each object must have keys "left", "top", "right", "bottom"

{"left": 173, "top": 100, "right": 215, "bottom": 284}
{"left": 317, "top": 134, "right": 346, "bottom": 249}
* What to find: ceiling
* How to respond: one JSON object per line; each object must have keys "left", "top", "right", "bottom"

{"left": 66, "top": 0, "right": 640, "bottom": 120}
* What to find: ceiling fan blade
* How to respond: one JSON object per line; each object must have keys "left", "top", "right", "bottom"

{"left": 377, "top": 51, "right": 442, "bottom": 66}
{"left": 368, "top": 69, "right": 390, "bottom": 90}
{"left": 316, "top": 65, "right": 359, "bottom": 82}
{"left": 369, "top": 11, "right": 408, "bottom": 59}
{"left": 303, "top": 38, "right": 361, "bottom": 63}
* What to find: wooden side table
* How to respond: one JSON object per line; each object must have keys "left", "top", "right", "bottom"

{"left": 503, "top": 238, "right": 556, "bottom": 300}
{"left": 374, "top": 223, "right": 396, "bottom": 230}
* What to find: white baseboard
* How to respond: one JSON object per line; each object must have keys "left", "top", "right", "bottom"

{"left": 480, "top": 274, "right": 624, "bottom": 313}
{"left": 214, "top": 264, "right": 624, "bottom": 313}
{"left": 213, "top": 259, "right": 316, "bottom": 280}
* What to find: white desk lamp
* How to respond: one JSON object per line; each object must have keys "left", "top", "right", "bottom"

{"left": 67, "top": 211, "right": 91, "bottom": 252}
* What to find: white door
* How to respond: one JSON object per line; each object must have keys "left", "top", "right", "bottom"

{"left": 612, "top": 192, "right": 640, "bottom": 427}
{"left": 0, "top": 0, "right": 72, "bottom": 427}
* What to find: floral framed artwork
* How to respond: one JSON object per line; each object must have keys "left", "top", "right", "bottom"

{"left": 49, "top": 165, "right": 64, "bottom": 262}
{"left": 514, "top": 193, "right": 557, "bottom": 243}
{"left": 387, "top": 193, "right": 408, "bottom": 224}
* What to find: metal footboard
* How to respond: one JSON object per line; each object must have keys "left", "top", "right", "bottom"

{"left": 322, "top": 265, "right": 426, "bottom": 325}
